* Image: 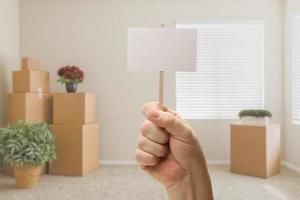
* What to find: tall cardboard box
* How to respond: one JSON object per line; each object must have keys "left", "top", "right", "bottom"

{"left": 7, "top": 93, "right": 53, "bottom": 124}
{"left": 230, "top": 124, "right": 281, "bottom": 178}
{"left": 13, "top": 70, "right": 49, "bottom": 93}
{"left": 53, "top": 93, "right": 96, "bottom": 124}
{"left": 49, "top": 123, "right": 100, "bottom": 176}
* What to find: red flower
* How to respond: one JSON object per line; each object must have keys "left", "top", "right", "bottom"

{"left": 57, "top": 67, "right": 65, "bottom": 76}
{"left": 64, "top": 71, "right": 73, "bottom": 79}
{"left": 78, "top": 70, "right": 84, "bottom": 82}
{"left": 57, "top": 65, "right": 84, "bottom": 82}
{"left": 73, "top": 68, "right": 79, "bottom": 74}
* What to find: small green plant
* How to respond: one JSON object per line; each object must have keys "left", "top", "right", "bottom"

{"left": 0, "top": 120, "right": 56, "bottom": 167}
{"left": 238, "top": 109, "right": 272, "bottom": 119}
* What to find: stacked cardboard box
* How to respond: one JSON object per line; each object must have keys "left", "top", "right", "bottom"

{"left": 7, "top": 57, "right": 52, "bottom": 124}
{"left": 230, "top": 124, "right": 281, "bottom": 178}
{"left": 49, "top": 93, "right": 99, "bottom": 176}
{"left": 3, "top": 57, "right": 52, "bottom": 175}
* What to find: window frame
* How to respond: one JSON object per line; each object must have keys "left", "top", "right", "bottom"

{"left": 292, "top": 15, "right": 300, "bottom": 125}
{"left": 175, "top": 20, "right": 266, "bottom": 120}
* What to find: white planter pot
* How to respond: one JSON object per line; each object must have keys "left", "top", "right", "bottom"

{"left": 240, "top": 116, "right": 269, "bottom": 126}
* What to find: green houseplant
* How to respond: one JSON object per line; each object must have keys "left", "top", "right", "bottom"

{"left": 238, "top": 109, "right": 272, "bottom": 125}
{"left": 0, "top": 120, "right": 56, "bottom": 189}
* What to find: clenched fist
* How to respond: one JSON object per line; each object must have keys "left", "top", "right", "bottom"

{"left": 135, "top": 102, "right": 213, "bottom": 200}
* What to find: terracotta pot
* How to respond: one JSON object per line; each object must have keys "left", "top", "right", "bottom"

{"left": 65, "top": 82, "right": 78, "bottom": 93}
{"left": 13, "top": 165, "right": 43, "bottom": 189}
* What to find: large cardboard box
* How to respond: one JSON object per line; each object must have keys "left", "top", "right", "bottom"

{"left": 53, "top": 93, "right": 96, "bottom": 124}
{"left": 49, "top": 123, "right": 99, "bottom": 176}
{"left": 230, "top": 124, "right": 281, "bottom": 178}
{"left": 21, "top": 57, "right": 41, "bottom": 70}
{"left": 7, "top": 93, "right": 53, "bottom": 124}
{"left": 13, "top": 70, "right": 49, "bottom": 93}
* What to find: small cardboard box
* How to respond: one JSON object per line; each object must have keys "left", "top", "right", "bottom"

{"left": 7, "top": 93, "right": 53, "bottom": 124}
{"left": 230, "top": 124, "right": 281, "bottom": 178}
{"left": 13, "top": 70, "right": 49, "bottom": 93}
{"left": 53, "top": 93, "right": 96, "bottom": 124}
{"left": 49, "top": 123, "right": 100, "bottom": 176}
{"left": 22, "top": 57, "right": 41, "bottom": 70}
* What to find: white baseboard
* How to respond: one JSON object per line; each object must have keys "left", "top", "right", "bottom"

{"left": 282, "top": 161, "right": 300, "bottom": 173}
{"left": 100, "top": 160, "right": 137, "bottom": 166}
{"left": 207, "top": 160, "right": 230, "bottom": 166}
{"left": 99, "top": 160, "right": 300, "bottom": 174}
{"left": 100, "top": 160, "right": 229, "bottom": 166}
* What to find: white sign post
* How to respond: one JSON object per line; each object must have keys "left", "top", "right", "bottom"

{"left": 127, "top": 26, "right": 197, "bottom": 110}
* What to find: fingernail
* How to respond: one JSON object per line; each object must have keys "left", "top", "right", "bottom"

{"left": 151, "top": 110, "right": 160, "bottom": 119}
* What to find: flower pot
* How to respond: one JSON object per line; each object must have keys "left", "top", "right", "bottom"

{"left": 13, "top": 165, "right": 43, "bottom": 189}
{"left": 241, "top": 116, "right": 269, "bottom": 126}
{"left": 65, "top": 82, "right": 78, "bottom": 93}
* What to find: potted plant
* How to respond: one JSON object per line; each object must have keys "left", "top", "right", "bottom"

{"left": 0, "top": 120, "right": 56, "bottom": 189}
{"left": 57, "top": 65, "right": 84, "bottom": 93}
{"left": 239, "top": 109, "right": 272, "bottom": 126}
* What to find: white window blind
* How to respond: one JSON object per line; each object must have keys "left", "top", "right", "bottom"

{"left": 176, "top": 22, "right": 264, "bottom": 119}
{"left": 293, "top": 16, "right": 300, "bottom": 123}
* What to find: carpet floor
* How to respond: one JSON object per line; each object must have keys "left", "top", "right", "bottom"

{"left": 0, "top": 166, "right": 300, "bottom": 200}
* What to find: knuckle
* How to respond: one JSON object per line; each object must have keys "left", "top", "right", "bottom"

{"left": 141, "top": 103, "right": 147, "bottom": 113}
{"left": 137, "top": 137, "right": 147, "bottom": 149}
{"left": 140, "top": 120, "right": 152, "bottom": 134}
{"left": 135, "top": 150, "right": 141, "bottom": 161}
{"left": 141, "top": 102, "right": 152, "bottom": 113}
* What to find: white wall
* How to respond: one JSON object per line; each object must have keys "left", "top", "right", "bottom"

{"left": 0, "top": 0, "right": 19, "bottom": 126}
{"left": 283, "top": 0, "right": 300, "bottom": 168}
{"left": 20, "top": 0, "right": 283, "bottom": 162}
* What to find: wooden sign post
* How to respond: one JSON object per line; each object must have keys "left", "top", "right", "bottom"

{"left": 159, "top": 23, "right": 165, "bottom": 110}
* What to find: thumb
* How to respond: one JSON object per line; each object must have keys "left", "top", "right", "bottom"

{"left": 142, "top": 102, "right": 195, "bottom": 144}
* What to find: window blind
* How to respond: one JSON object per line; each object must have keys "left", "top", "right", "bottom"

{"left": 176, "top": 22, "right": 264, "bottom": 119}
{"left": 293, "top": 16, "right": 300, "bottom": 123}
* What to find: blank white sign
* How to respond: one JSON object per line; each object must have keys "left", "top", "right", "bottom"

{"left": 127, "top": 28, "right": 197, "bottom": 71}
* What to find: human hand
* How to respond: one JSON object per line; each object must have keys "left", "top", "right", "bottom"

{"left": 135, "top": 102, "right": 213, "bottom": 200}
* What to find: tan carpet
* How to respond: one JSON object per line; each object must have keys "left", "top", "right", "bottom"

{"left": 0, "top": 166, "right": 300, "bottom": 200}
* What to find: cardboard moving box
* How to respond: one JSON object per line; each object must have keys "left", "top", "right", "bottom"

{"left": 53, "top": 93, "right": 96, "bottom": 124}
{"left": 7, "top": 93, "right": 53, "bottom": 124}
{"left": 230, "top": 124, "right": 281, "bottom": 178}
{"left": 13, "top": 70, "right": 49, "bottom": 93}
{"left": 49, "top": 123, "right": 100, "bottom": 176}
{"left": 22, "top": 57, "right": 41, "bottom": 70}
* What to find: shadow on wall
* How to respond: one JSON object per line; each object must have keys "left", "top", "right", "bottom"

{"left": 0, "top": 58, "right": 9, "bottom": 127}
{"left": 0, "top": 57, "right": 9, "bottom": 169}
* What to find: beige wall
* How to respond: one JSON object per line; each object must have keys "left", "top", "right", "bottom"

{"left": 0, "top": 0, "right": 19, "bottom": 126}
{"left": 20, "top": 0, "right": 283, "bottom": 162}
{"left": 283, "top": 0, "right": 300, "bottom": 168}
{"left": 0, "top": 0, "right": 19, "bottom": 167}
